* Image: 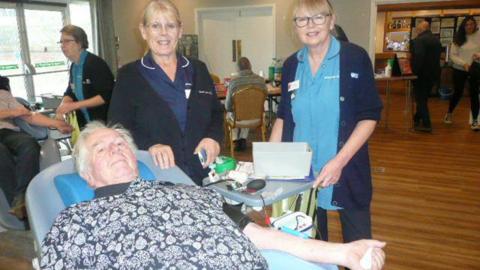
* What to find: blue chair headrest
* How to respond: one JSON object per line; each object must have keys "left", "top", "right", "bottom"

{"left": 54, "top": 160, "right": 155, "bottom": 207}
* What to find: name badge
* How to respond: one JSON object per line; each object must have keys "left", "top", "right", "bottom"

{"left": 288, "top": 80, "right": 300, "bottom": 92}
{"left": 185, "top": 89, "right": 191, "bottom": 99}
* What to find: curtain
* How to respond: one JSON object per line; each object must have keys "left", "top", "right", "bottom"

{"left": 92, "top": 0, "right": 118, "bottom": 75}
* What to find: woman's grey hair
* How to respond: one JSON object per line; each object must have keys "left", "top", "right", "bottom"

{"left": 60, "top": 24, "right": 89, "bottom": 49}
{"left": 141, "top": 0, "right": 182, "bottom": 26}
{"left": 73, "top": 121, "right": 137, "bottom": 175}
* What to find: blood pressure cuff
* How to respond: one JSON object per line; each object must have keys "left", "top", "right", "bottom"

{"left": 222, "top": 203, "right": 252, "bottom": 231}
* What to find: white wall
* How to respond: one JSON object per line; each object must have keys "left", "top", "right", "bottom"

{"left": 112, "top": 0, "right": 464, "bottom": 66}
{"left": 112, "top": 0, "right": 149, "bottom": 66}
{"left": 331, "top": 0, "right": 372, "bottom": 51}
{"left": 112, "top": 0, "right": 373, "bottom": 66}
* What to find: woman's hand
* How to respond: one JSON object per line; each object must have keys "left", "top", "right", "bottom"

{"left": 313, "top": 157, "right": 345, "bottom": 188}
{"left": 194, "top": 138, "right": 220, "bottom": 167}
{"left": 343, "top": 240, "right": 386, "bottom": 270}
{"left": 149, "top": 144, "right": 175, "bottom": 169}
{"left": 56, "top": 101, "right": 76, "bottom": 116}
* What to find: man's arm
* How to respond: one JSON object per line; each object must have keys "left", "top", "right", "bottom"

{"left": 21, "top": 113, "right": 72, "bottom": 133}
{"left": 0, "top": 107, "right": 31, "bottom": 120}
{"left": 243, "top": 223, "right": 386, "bottom": 270}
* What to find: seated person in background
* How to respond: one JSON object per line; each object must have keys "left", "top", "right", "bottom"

{"left": 40, "top": 121, "right": 386, "bottom": 270}
{"left": 225, "top": 57, "right": 268, "bottom": 151}
{"left": 55, "top": 24, "right": 114, "bottom": 128}
{"left": 0, "top": 75, "right": 72, "bottom": 219}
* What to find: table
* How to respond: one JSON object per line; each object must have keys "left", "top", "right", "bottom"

{"left": 375, "top": 75, "right": 417, "bottom": 129}
{"left": 208, "top": 179, "right": 313, "bottom": 207}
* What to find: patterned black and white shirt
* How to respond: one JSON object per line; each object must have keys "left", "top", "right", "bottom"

{"left": 40, "top": 179, "right": 268, "bottom": 269}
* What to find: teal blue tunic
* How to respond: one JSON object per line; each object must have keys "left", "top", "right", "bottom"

{"left": 71, "top": 50, "right": 90, "bottom": 122}
{"left": 292, "top": 37, "right": 342, "bottom": 210}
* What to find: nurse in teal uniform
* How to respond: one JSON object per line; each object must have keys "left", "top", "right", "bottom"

{"left": 56, "top": 25, "right": 114, "bottom": 128}
{"left": 270, "top": 0, "right": 383, "bottom": 243}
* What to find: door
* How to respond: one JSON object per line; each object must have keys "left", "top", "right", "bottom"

{"left": 0, "top": 2, "right": 68, "bottom": 102}
{"left": 197, "top": 5, "right": 275, "bottom": 81}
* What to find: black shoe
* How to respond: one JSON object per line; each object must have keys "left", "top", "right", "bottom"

{"left": 414, "top": 124, "right": 432, "bottom": 133}
{"left": 234, "top": 139, "right": 247, "bottom": 151}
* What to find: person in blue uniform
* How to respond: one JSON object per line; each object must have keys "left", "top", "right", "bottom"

{"left": 108, "top": 0, "right": 223, "bottom": 185}
{"left": 269, "top": 0, "right": 383, "bottom": 244}
{"left": 55, "top": 25, "right": 114, "bottom": 128}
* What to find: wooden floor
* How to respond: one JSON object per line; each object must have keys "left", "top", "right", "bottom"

{"left": 236, "top": 93, "right": 480, "bottom": 270}
{"left": 1, "top": 93, "right": 479, "bottom": 270}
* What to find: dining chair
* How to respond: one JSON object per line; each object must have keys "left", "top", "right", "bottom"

{"left": 225, "top": 86, "right": 267, "bottom": 157}
{"left": 210, "top": 73, "right": 221, "bottom": 84}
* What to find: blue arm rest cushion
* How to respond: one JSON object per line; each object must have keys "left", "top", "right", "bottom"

{"left": 261, "top": 250, "right": 338, "bottom": 270}
{"left": 54, "top": 160, "right": 155, "bottom": 207}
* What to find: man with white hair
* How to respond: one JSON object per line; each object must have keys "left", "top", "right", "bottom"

{"left": 41, "top": 121, "right": 386, "bottom": 270}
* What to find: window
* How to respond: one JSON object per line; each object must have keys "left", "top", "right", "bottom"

{"left": 0, "top": 1, "right": 95, "bottom": 102}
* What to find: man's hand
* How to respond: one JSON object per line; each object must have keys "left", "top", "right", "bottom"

{"left": 464, "top": 63, "right": 471, "bottom": 72}
{"left": 54, "top": 120, "right": 73, "bottom": 134}
{"left": 473, "top": 53, "right": 480, "bottom": 61}
{"left": 194, "top": 138, "right": 220, "bottom": 167}
{"left": 343, "top": 240, "right": 386, "bottom": 270}
{"left": 11, "top": 106, "right": 32, "bottom": 118}
{"left": 149, "top": 144, "right": 175, "bottom": 169}
{"left": 313, "top": 157, "right": 344, "bottom": 188}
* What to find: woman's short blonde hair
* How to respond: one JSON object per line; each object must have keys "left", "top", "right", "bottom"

{"left": 141, "top": 0, "right": 181, "bottom": 26}
{"left": 292, "top": 0, "right": 334, "bottom": 17}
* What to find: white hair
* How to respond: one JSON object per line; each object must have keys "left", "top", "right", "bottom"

{"left": 73, "top": 121, "right": 137, "bottom": 175}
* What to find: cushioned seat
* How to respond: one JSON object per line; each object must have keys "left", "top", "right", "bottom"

{"left": 26, "top": 150, "right": 334, "bottom": 270}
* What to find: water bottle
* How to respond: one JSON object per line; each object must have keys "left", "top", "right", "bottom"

{"left": 268, "top": 58, "right": 276, "bottom": 82}
{"left": 385, "top": 59, "right": 392, "bottom": 77}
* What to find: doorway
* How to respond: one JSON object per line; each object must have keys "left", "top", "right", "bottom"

{"left": 196, "top": 5, "right": 275, "bottom": 81}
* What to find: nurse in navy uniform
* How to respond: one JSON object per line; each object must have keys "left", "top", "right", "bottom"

{"left": 108, "top": 0, "right": 223, "bottom": 185}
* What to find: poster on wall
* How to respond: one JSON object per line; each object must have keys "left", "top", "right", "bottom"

{"left": 440, "top": 28, "right": 454, "bottom": 38}
{"left": 441, "top": 18, "right": 455, "bottom": 28}
{"left": 440, "top": 38, "right": 453, "bottom": 47}
{"left": 431, "top": 19, "right": 440, "bottom": 34}
{"left": 457, "top": 17, "right": 465, "bottom": 30}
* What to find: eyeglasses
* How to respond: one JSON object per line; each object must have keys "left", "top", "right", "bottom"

{"left": 293, "top": 14, "right": 331, "bottom": 28}
{"left": 57, "top": 39, "right": 76, "bottom": 45}
{"left": 146, "top": 22, "right": 179, "bottom": 33}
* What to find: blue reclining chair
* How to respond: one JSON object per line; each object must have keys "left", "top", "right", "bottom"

{"left": 25, "top": 150, "right": 336, "bottom": 270}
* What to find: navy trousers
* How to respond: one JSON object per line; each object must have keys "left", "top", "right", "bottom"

{"left": 0, "top": 128, "right": 40, "bottom": 205}
{"left": 316, "top": 207, "right": 372, "bottom": 243}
